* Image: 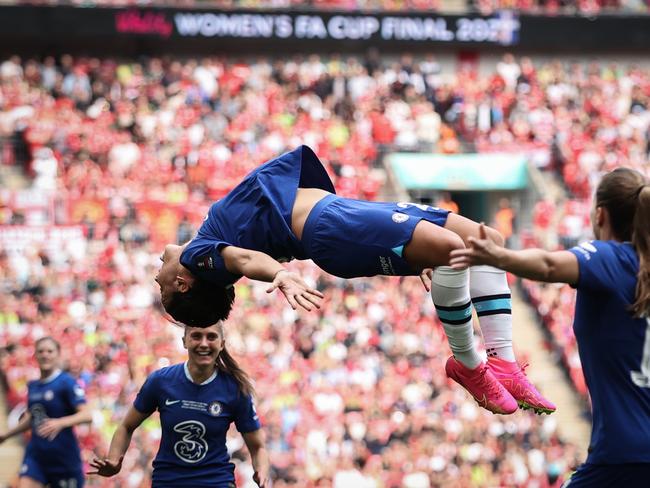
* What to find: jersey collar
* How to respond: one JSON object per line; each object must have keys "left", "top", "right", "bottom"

{"left": 40, "top": 369, "right": 62, "bottom": 384}
{"left": 183, "top": 361, "right": 217, "bottom": 385}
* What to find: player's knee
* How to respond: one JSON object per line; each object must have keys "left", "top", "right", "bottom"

{"left": 483, "top": 226, "right": 505, "bottom": 246}
{"left": 441, "top": 233, "right": 466, "bottom": 256}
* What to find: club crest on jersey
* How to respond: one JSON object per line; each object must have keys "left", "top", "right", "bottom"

{"left": 196, "top": 255, "right": 214, "bottom": 269}
{"left": 208, "top": 401, "right": 222, "bottom": 416}
{"left": 392, "top": 213, "right": 409, "bottom": 224}
{"left": 44, "top": 390, "right": 54, "bottom": 401}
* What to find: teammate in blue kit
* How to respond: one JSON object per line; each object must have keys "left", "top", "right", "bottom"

{"left": 89, "top": 321, "right": 269, "bottom": 487}
{"left": 0, "top": 337, "right": 92, "bottom": 488}
{"left": 450, "top": 167, "right": 650, "bottom": 486}
{"left": 156, "top": 145, "right": 556, "bottom": 415}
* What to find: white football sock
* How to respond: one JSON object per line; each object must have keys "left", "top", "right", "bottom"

{"left": 470, "top": 265, "right": 515, "bottom": 362}
{"left": 431, "top": 267, "right": 482, "bottom": 369}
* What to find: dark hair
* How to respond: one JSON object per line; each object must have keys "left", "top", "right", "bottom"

{"left": 165, "top": 279, "right": 235, "bottom": 328}
{"left": 35, "top": 336, "right": 61, "bottom": 351}
{"left": 595, "top": 167, "right": 650, "bottom": 317}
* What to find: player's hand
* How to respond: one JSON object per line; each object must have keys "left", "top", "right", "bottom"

{"left": 87, "top": 455, "right": 123, "bottom": 477}
{"left": 419, "top": 268, "right": 433, "bottom": 292}
{"left": 253, "top": 467, "right": 270, "bottom": 487}
{"left": 266, "top": 270, "right": 323, "bottom": 312}
{"left": 450, "top": 223, "right": 503, "bottom": 269}
{"left": 37, "top": 418, "right": 65, "bottom": 441}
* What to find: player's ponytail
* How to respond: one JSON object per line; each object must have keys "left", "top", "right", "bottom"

{"left": 213, "top": 322, "right": 255, "bottom": 398}
{"left": 632, "top": 185, "right": 650, "bottom": 317}
{"left": 216, "top": 347, "right": 255, "bottom": 398}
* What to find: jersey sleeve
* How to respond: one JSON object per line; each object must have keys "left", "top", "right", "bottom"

{"left": 569, "top": 240, "right": 621, "bottom": 293}
{"left": 66, "top": 377, "right": 87, "bottom": 408}
{"left": 233, "top": 394, "right": 261, "bottom": 434}
{"left": 180, "top": 238, "right": 242, "bottom": 287}
{"left": 133, "top": 372, "right": 160, "bottom": 415}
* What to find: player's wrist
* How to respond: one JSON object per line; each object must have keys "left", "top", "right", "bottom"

{"left": 273, "top": 268, "right": 287, "bottom": 280}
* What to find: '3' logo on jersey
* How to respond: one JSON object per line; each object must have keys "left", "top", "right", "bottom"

{"left": 173, "top": 420, "right": 208, "bottom": 463}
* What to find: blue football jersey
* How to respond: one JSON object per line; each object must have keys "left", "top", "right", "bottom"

{"left": 133, "top": 363, "right": 261, "bottom": 487}
{"left": 25, "top": 370, "right": 86, "bottom": 472}
{"left": 569, "top": 240, "right": 650, "bottom": 464}
{"left": 180, "top": 145, "right": 335, "bottom": 286}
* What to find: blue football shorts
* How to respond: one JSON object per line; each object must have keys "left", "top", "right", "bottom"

{"left": 21, "top": 454, "right": 84, "bottom": 487}
{"left": 562, "top": 462, "right": 650, "bottom": 487}
{"left": 301, "top": 194, "right": 450, "bottom": 278}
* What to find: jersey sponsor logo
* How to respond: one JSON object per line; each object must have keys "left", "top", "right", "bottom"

{"left": 196, "top": 255, "right": 214, "bottom": 269}
{"left": 392, "top": 213, "right": 409, "bottom": 223}
{"left": 379, "top": 256, "right": 396, "bottom": 275}
{"left": 173, "top": 420, "right": 208, "bottom": 463}
{"left": 165, "top": 399, "right": 181, "bottom": 406}
{"left": 208, "top": 401, "right": 222, "bottom": 416}
{"left": 30, "top": 404, "right": 49, "bottom": 431}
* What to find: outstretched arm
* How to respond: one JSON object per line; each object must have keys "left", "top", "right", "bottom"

{"left": 221, "top": 246, "right": 323, "bottom": 311}
{"left": 88, "top": 406, "right": 149, "bottom": 477}
{"left": 449, "top": 224, "right": 579, "bottom": 285}
{"left": 243, "top": 429, "right": 270, "bottom": 488}
{"left": 0, "top": 411, "right": 32, "bottom": 444}
{"left": 37, "top": 404, "right": 93, "bottom": 441}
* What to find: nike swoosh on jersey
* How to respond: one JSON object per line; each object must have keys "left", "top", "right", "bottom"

{"left": 165, "top": 399, "right": 181, "bottom": 405}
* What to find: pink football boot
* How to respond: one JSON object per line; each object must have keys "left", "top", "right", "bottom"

{"left": 445, "top": 356, "right": 518, "bottom": 415}
{"left": 488, "top": 357, "right": 556, "bottom": 415}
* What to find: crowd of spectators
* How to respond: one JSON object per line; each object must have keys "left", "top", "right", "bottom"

{"left": 0, "top": 246, "right": 581, "bottom": 487}
{"left": 7, "top": 0, "right": 650, "bottom": 15}
{"left": 2, "top": 51, "right": 650, "bottom": 485}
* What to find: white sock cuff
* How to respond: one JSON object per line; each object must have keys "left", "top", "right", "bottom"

{"left": 470, "top": 265, "right": 510, "bottom": 296}
{"left": 432, "top": 266, "right": 469, "bottom": 289}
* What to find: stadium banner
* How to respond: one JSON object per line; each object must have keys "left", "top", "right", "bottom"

{"left": 388, "top": 153, "right": 528, "bottom": 190}
{"left": 0, "top": 188, "right": 54, "bottom": 226}
{"left": 1, "top": 6, "right": 650, "bottom": 50}
{"left": 0, "top": 225, "right": 86, "bottom": 253}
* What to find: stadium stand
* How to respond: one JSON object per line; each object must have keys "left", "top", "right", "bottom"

{"left": 1, "top": 51, "right": 625, "bottom": 486}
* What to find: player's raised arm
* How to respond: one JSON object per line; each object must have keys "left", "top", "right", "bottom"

{"left": 221, "top": 246, "right": 323, "bottom": 311}
{"left": 37, "top": 403, "right": 92, "bottom": 441}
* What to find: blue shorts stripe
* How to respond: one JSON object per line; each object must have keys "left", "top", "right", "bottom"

{"left": 473, "top": 298, "right": 512, "bottom": 314}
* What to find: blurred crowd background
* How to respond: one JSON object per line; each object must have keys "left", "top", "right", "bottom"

{"left": 1, "top": 3, "right": 649, "bottom": 485}
{"left": 5, "top": 0, "right": 650, "bottom": 15}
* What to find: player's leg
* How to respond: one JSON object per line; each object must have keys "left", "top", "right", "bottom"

{"left": 403, "top": 222, "right": 480, "bottom": 369}
{"left": 17, "top": 478, "right": 45, "bottom": 488}
{"left": 444, "top": 213, "right": 556, "bottom": 414}
{"left": 403, "top": 220, "right": 517, "bottom": 414}
{"left": 18, "top": 456, "right": 47, "bottom": 488}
